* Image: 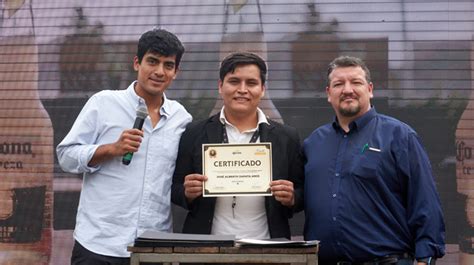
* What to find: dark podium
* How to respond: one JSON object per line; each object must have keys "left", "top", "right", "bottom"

{"left": 128, "top": 245, "right": 318, "bottom": 265}
{"left": 128, "top": 231, "right": 318, "bottom": 265}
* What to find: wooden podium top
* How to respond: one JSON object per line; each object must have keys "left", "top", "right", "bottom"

{"left": 128, "top": 244, "right": 319, "bottom": 254}
{"left": 128, "top": 244, "right": 319, "bottom": 265}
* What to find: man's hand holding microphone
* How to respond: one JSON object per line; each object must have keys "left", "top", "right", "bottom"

{"left": 87, "top": 106, "right": 148, "bottom": 167}
{"left": 122, "top": 106, "right": 148, "bottom": 165}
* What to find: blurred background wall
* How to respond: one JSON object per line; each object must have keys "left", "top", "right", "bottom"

{"left": 0, "top": 1, "right": 473, "bottom": 264}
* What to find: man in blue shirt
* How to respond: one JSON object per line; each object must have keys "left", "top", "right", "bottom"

{"left": 303, "top": 56, "right": 445, "bottom": 265}
{"left": 57, "top": 29, "right": 192, "bottom": 265}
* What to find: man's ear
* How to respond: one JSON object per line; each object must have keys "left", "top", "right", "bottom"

{"left": 133, "top": 56, "right": 139, "bottom": 71}
{"left": 218, "top": 80, "right": 223, "bottom": 95}
{"left": 172, "top": 67, "right": 179, "bottom": 80}
{"left": 368, "top": 82, "right": 374, "bottom": 98}
{"left": 326, "top": 86, "right": 331, "bottom": 103}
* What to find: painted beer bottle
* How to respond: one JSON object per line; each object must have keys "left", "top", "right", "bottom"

{"left": 0, "top": 1, "right": 53, "bottom": 264}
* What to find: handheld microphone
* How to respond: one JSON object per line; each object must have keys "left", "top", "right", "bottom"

{"left": 122, "top": 106, "right": 148, "bottom": 165}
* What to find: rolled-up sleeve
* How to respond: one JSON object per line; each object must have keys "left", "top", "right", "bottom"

{"left": 400, "top": 132, "right": 446, "bottom": 259}
{"left": 56, "top": 96, "right": 102, "bottom": 174}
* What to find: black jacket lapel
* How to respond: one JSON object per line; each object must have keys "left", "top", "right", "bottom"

{"left": 259, "top": 121, "right": 275, "bottom": 142}
{"left": 205, "top": 114, "right": 224, "bottom": 143}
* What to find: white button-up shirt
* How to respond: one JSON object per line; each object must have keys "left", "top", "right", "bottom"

{"left": 56, "top": 82, "right": 192, "bottom": 257}
{"left": 211, "top": 107, "right": 270, "bottom": 239}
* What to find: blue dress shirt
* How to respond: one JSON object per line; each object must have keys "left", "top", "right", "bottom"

{"left": 57, "top": 82, "right": 192, "bottom": 257}
{"left": 303, "top": 107, "right": 445, "bottom": 263}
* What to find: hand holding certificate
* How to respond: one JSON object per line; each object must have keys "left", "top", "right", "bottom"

{"left": 202, "top": 143, "right": 272, "bottom": 197}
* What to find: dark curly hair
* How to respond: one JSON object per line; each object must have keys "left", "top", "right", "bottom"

{"left": 136, "top": 28, "right": 185, "bottom": 69}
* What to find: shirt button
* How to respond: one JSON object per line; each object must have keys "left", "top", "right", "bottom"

{"left": 335, "top": 173, "right": 339, "bottom": 177}
{"left": 343, "top": 135, "right": 347, "bottom": 138}
{"left": 332, "top": 217, "right": 337, "bottom": 221}
{"left": 337, "top": 242, "right": 341, "bottom": 246}
{"left": 332, "top": 194, "right": 337, "bottom": 198}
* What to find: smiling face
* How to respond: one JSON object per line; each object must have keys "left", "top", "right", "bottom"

{"left": 326, "top": 65, "right": 373, "bottom": 120}
{"left": 219, "top": 64, "right": 265, "bottom": 120}
{"left": 133, "top": 51, "right": 178, "bottom": 100}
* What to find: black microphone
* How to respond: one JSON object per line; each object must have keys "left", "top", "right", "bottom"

{"left": 122, "top": 106, "right": 148, "bottom": 165}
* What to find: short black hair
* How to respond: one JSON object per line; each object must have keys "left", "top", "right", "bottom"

{"left": 136, "top": 28, "right": 185, "bottom": 69}
{"left": 219, "top": 52, "right": 267, "bottom": 85}
{"left": 327, "top": 56, "right": 371, "bottom": 86}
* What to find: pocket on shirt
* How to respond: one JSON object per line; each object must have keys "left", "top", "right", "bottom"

{"left": 352, "top": 150, "right": 381, "bottom": 179}
{"left": 160, "top": 129, "right": 181, "bottom": 162}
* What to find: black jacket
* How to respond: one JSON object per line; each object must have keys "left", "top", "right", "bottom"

{"left": 171, "top": 114, "right": 304, "bottom": 239}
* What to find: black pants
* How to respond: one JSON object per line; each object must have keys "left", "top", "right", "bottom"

{"left": 334, "top": 257, "right": 414, "bottom": 265}
{"left": 71, "top": 241, "right": 130, "bottom": 265}
{"left": 71, "top": 240, "right": 162, "bottom": 265}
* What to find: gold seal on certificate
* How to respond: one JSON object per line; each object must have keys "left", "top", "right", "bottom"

{"left": 202, "top": 143, "right": 272, "bottom": 197}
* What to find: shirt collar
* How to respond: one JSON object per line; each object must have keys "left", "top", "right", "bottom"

{"left": 219, "top": 107, "right": 270, "bottom": 130}
{"left": 127, "top": 81, "right": 142, "bottom": 105}
{"left": 127, "top": 81, "right": 171, "bottom": 118}
{"left": 332, "top": 106, "right": 377, "bottom": 132}
{"left": 160, "top": 94, "right": 171, "bottom": 118}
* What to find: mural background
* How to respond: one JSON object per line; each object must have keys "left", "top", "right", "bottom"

{"left": 0, "top": 0, "right": 473, "bottom": 264}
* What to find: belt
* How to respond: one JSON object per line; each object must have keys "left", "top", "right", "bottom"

{"left": 336, "top": 253, "right": 413, "bottom": 265}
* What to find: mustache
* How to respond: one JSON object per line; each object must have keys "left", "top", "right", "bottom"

{"left": 339, "top": 95, "right": 358, "bottom": 101}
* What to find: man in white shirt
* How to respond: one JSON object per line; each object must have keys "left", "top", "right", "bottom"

{"left": 57, "top": 28, "right": 192, "bottom": 265}
{"left": 171, "top": 52, "right": 304, "bottom": 239}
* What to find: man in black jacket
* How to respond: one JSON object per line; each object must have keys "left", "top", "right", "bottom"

{"left": 171, "top": 52, "right": 304, "bottom": 239}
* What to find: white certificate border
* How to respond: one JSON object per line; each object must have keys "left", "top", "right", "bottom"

{"left": 202, "top": 143, "right": 272, "bottom": 197}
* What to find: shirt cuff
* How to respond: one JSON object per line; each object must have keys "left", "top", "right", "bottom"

{"left": 415, "top": 240, "right": 445, "bottom": 259}
{"left": 79, "top": 144, "right": 101, "bottom": 173}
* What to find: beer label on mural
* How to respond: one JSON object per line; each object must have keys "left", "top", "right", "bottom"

{"left": 0, "top": 134, "right": 52, "bottom": 174}
{"left": 457, "top": 140, "right": 473, "bottom": 176}
{"left": 0, "top": 141, "right": 34, "bottom": 170}
{"left": 457, "top": 140, "right": 474, "bottom": 197}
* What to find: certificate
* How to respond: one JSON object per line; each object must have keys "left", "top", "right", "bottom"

{"left": 202, "top": 143, "right": 272, "bottom": 197}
